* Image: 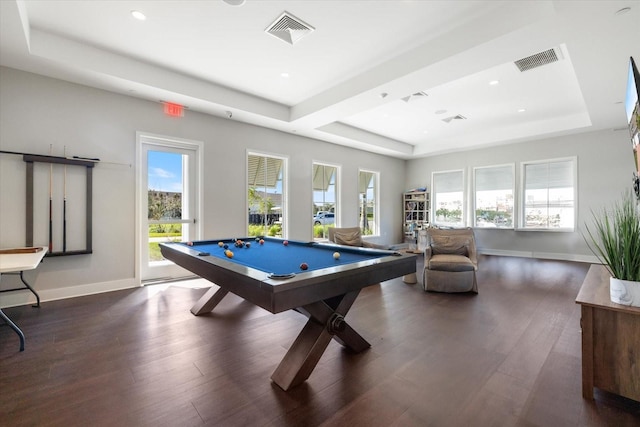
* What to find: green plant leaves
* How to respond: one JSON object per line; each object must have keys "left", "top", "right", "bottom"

{"left": 584, "top": 191, "right": 640, "bottom": 281}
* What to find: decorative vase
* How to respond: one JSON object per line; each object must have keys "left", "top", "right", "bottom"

{"left": 610, "top": 277, "right": 640, "bottom": 307}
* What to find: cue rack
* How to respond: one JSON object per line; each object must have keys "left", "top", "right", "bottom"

{"left": 1, "top": 149, "right": 98, "bottom": 257}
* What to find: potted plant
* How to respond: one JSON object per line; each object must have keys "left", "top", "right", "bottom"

{"left": 585, "top": 191, "right": 640, "bottom": 306}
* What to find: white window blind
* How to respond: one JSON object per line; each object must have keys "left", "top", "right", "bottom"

{"left": 432, "top": 170, "right": 464, "bottom": 227}
{"left": 521, "top": 158, "right": 576, "bottom": 230}
{"left": 474, "top": 164, "right": 514, "bottom": 228}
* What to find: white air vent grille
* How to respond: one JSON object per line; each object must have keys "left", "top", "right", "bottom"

{"left": 401, "top": 91, "right": 429, "bottom": 102}
{"left": 266, "top": 12, "right": 314, "bottom": 45}
{"left": 442, "top": 114, "right": 467, "bottom": 123}
{"left": 514, "top": 48, "right": 560, "bottom": 72}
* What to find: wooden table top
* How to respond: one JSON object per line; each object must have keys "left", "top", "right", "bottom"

{"left": 576, "top": 264, "right": 640, "bottom": 315}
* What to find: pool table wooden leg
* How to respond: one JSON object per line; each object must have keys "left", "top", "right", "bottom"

{"left": 190, "top": 286, "right": 229, "bottom": 315}
{"left": 271, "top": 290, "right": 370, "bottom": 391}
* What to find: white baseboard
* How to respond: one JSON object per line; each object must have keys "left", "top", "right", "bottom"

{"left": 478, "top": 248, "right": 601, "bottom": 264}
{"left": 0, "top": 278, "right": 139, "bottom": 309}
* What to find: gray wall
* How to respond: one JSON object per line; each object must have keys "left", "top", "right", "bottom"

{"left": 0, "top": 67, "right": 406, "bottom": 304}
{"left": 2, "top": 65, "right": 634, "bottom": 306}
{"left": 405, "top": 129, "right": 634, "bottom": 261}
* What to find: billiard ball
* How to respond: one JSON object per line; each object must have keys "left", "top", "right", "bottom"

{"left": 259, "top": 239, "right": 264, "bottom": 245}
{"left": 245, "top": 242, "right": 251, "bottom": 248}
{"left": 186, "top": 241, "right": 193, "bottom": 246}
{"left": 300, "top": 262, "right": 308, "bottom": 270}
{"left": 255, "top": 237, "right": 260, "bottom": 242}
{"left": 283, "top": 240, "right": 289, "bottom": 246}
{"left": 333, "top": 252, "right": 340, "bottom": 259}
{"left": 225, "top": 250, "right": 233, "bottom": 258}
{"left": 223, "top": 244, "right": 229, "bottom": 249}
{"left": 218, "top": 241, "right": 224, "bottom": 247}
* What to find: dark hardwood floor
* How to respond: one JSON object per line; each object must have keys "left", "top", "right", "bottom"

{"left": 1, "top": 255, "right": 639, "bottom": 426}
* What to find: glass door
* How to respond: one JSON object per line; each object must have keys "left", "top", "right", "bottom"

{"left": 139, "top": 136, "right": 201, "bottom": 281}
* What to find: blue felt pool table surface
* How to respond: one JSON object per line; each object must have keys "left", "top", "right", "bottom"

{"left": 178, "top": 237, "right": 390, "bottom": 277}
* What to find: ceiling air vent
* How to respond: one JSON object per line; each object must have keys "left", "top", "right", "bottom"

{"left": 265, "top": 11, "right": 314, "bottom": 45}
{"left": 514, "top": 48, "right": 561, "bottom": 72}
{"left": 442, "top": 114, "right": 467, "bottom": 123}
{"left": 401, "top": 91, "right": 429, "bottom": 102}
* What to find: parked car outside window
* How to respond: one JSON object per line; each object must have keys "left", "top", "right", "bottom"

{"left": 313, "top": 212, "right": 335, "bottom": 225}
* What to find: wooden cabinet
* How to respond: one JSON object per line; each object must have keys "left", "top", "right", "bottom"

{"left": 575, "top": 265, "right": 640, "bottom": 402}
{"left": 403, "top": 190, "right": 429, "bottom": 246}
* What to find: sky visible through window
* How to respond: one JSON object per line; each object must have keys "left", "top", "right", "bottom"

{"left": 148, "top": 151, "right": 182, "bottom": 192}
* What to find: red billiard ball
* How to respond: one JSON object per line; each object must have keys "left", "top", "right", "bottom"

{"left": 300, "top": 262, "right": 308, "bottom": 270}
{"left": 186, "top": 241, "right": 193, "bottom": 246}
{"left": 259, "top": 239, "right": 264, "bottom": 245}
{"left": 283, "top": 240, "right": 289, "bottom": 246}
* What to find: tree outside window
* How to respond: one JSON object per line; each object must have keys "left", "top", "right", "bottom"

{"left": 313, "top": 163, "right": 338, "bottom": 240}
{"left": 358, "top": 170, "right": 379, "bottom": 235}
{"left": 247, "top": 153, "right": 286, "bottom": 237}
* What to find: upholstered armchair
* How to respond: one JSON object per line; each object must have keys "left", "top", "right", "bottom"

{"left": 423, "top": 227, "right": 478, "bottom": 293}
{"left": 327, "top": 227, "right": 388, "bottom": 250}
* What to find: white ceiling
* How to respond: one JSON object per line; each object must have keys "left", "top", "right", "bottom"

{"left": 1, "top": 0, "right": 638, "bottom": 159}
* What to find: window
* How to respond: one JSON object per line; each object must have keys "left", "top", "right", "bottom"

{"left": 312, "top": 163, "right": 339, "bottom": 240}
{"left": 247, "top": 152, "right": 286, "bottom": 237}
{"left": 358, "top": 170, "right": 379, "bottom": 235}
{"left": 520, "top": 158, "right": 576, "bottom": 231}
{"left": 473, "top": 164, "right": 515, "bottom": 228}
{"left": 432, "top": 170, "right": 465, "bottom": 227}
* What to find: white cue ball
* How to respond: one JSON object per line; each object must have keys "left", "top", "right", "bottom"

{"left": 333, "top": 252, "right": 340, "bottom": 259}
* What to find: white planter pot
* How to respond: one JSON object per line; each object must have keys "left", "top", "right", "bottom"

{"left": 610, "top": 277, "right": 640, "bottom": 307}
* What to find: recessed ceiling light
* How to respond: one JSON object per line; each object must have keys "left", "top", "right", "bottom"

{"left": 223, "top": 0, "right": 246, "bottom": 6}
{"left": 435, "top": 109, "right": 447, "bottom": 115}
{"left": 423, "top": 130, "right": 429, "bottom": 134}
{"left": 131, "top": 10, "right": 146, "bottom": 21}
{"left": 280, "top": 72, "right": 290, "bottom": 78}
{"left": 518, "top": 108, "right": 526, "bottom": 113}
{"left": 489, "top": 80, "right": 500, "bottom": 85}
{"left": 379, "top": 92, "right": 388, "bottom": 99}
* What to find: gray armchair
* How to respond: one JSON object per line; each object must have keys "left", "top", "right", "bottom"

{"left": 327, "top": 227, "right": 388, "bottom": 250}
{"left": 423, "top": 227, "right": 478, "bottom": 293}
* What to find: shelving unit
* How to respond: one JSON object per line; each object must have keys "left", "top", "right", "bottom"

{"left": 403, "top": 190, "right": 429, "bottom": 248}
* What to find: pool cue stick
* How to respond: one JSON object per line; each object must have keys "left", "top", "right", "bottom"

{"left": 49, "top": 144, "right": 53, "bottom": 253}
{"left": 63, "top": 146, "right": 67, "bottom": 253}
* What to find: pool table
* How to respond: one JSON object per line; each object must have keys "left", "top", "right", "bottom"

{"left": 160, "top": 237, "right": 416, "bottom": 391}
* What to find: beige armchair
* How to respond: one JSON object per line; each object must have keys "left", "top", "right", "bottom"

{"left": 423, "top": 227, "right": 478, "bottom": 293}
{"left": 327, "top": 227, "right": 388, "bottom": 250}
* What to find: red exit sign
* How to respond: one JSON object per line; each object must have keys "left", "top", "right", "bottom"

{"left": 163, "top": 102, "right": 184, "bottom": 117}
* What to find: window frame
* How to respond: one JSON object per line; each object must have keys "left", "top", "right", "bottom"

{"left": 431, "top": 169, "right": 466, "bottom": 227}
{"left": 472, "top": 163, "right": 516, "bottom": 229}
{"left": 518, "top": 156, "right": 577, "bottom": 232}
{"left": 358, "top": 169, "right": 380, "bottom": 236}
{"left": 246, "top": 150, "right": 288, "bottom": 238}
{"left": 312, "top": 161, "right": 340, "bottom": 240}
